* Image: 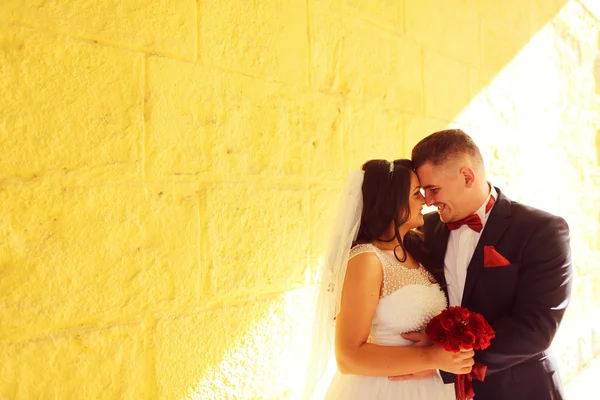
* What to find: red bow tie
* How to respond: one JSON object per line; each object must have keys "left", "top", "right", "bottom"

{"left": 447, "top": 196, "right": 496, "bottom": 233}
{"left": 447, "top": 214, "right": 483, "bottom": 232}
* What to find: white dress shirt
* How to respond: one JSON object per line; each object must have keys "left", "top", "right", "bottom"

{"left": 444, "top": 185, "right": 497, "bottom": 307}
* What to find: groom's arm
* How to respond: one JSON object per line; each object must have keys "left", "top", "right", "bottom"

{"left": 475, "top": 215, "right": 573, "bottom": 375}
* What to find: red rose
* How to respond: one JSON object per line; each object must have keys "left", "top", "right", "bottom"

{"left": 440, "top": 317, "right": 455, "bottom": 331}
{"left": 466, "top": 313, "right": 495, "bottom": 350}
{"left": 450, "top": 322, "right": 465, "bottom": 338}
{"left": 425, "top": 318, "right": 448, "bottom": 345}
{"left": 461, "top": 331, "right": 476, "bottom": 348}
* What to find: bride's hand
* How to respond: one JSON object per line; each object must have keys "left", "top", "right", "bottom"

{"left": 428, "top": 346, "right": 474, "bottom": 375}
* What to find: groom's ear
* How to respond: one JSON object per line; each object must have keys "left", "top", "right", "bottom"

{"left": 460, "top": 167, "right": 476, "bottom": 188}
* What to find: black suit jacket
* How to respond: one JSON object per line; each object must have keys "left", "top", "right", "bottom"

{"left": 422, "top": 187, "right": 573, "bottom": 400}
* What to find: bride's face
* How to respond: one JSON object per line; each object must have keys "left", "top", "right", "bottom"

{"left": 403, "top": 171, "right": 426, "bottom": 228}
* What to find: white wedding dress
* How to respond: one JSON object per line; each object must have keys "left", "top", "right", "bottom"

{"left": 323, "top": 243, "right": 455, "bottom": 400}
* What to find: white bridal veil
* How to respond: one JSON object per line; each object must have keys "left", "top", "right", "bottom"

{"left": 303, "top": 170, "right": 364, "bottom": 399}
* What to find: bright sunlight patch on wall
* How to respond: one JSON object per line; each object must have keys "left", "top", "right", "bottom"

{"left": 184, "top": 288, "right": 317, "bottom": 399}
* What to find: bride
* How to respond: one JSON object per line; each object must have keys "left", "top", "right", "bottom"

{"left": 305, "top": 159, "right": 474, "bottom": 399}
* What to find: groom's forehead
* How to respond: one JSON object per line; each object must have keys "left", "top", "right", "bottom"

{"left": 416, "top": 163, "right": 455, "bottom": 189}
{"left": 418, "top": 160, "right": 456, "bottom": 176}
{"left": 416, "top": 163, "right": 440, "bottom": 181}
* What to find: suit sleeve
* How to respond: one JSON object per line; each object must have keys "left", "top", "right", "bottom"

{"left": 475, "top": 215, "right": 573, "bottom": 374}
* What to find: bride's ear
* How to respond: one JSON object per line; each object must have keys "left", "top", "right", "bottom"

{"left": 460, "top": 167, "right": 476, "bottom": 188}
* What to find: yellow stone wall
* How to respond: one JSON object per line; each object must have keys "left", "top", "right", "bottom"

{"left": 0, "top": 0, "right": 599, "bottom": 399}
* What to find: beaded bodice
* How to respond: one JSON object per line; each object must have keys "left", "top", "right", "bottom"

{"left": 349, "top": 243, "right": 436, "bottom": 297}
{"left": 349, "top": 243, "right": 447, "bottom": 345}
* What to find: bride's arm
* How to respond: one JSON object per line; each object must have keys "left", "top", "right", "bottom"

{"left": 334, "top": 252, "right": 472, "bottom": 377}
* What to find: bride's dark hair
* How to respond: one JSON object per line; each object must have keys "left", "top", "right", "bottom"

{"left": 354, "top": 159, "right": 428, "bottom": 267}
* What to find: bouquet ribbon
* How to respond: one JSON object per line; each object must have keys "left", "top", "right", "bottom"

{"left": 455, "top": 362, "right": 487, "bottom": 400}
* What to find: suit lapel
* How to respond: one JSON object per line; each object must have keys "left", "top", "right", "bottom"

{"left": 461, "top": 188, "right": 512, "bottom": 305}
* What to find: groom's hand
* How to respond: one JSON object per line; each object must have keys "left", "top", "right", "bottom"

{"left": 388, "top": 369, "right": 436, "bottom": 381}
{"left": 401, "top": 331, "right": 431, "bottom": 346}
{"left": 388, "top": 331, "right": 434, "bottom": 380}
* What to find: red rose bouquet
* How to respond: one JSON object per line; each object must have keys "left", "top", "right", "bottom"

{"left": 425, "top": 306, "right": 496, "bottom": 399}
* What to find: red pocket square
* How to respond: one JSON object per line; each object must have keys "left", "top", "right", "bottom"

{"left": 484, "top": 246, "right": 511, "bottom": 267}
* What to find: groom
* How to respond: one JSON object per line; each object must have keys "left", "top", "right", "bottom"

{"left": 400, "top": 129, "right": 573, "bottom": 399}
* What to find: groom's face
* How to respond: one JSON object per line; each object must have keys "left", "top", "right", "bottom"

{"left": 415, "top": 161, "right": 469, "bottom": 223}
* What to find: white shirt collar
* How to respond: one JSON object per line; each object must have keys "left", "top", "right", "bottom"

{"left": 475, "top": 183, "right": 497, "bottom": 226}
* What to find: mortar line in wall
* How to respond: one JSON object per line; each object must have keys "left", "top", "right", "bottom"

{"left": 420, "top": 44, "right": 426, "bottom": 115}
{"left": 0, "top": 18, "right": 196, "bottom": 63}
{"left": 356, "top": 15, "right": 403, "bottom": 36}
{"left": 143, "top": 315, "right": 159, "bottom": 398}
{"left": 400, "top": 31, "right": 481, "bottom": 70}
{"left": 0, "top": 319, "right": 141, "bottom": 347}
{"left": 305, "top": 0, "right": 311, "bottom": 87}
{"left": 402, "top": 0, "right": 406, "bottom": 34}
{"left": 195, "top": 0, "right": 201, "bottom": 62}
{"left": 36, "top": 174, "right": 346, "bottom": 189}
{"left": 153, "top": 287, "right": 311, "bottom": 321}
{"left": 328, "top": 5, "right": 401, "bottom": 36}
{"left": 477, "top": 10, "right": 484, "bottom": 73}
{"left": 197, "top": 189, "right": 210, "bottom": 308}
{"left": 168, "top": 176, "right": 344, "bottom": 187}
{"left": 142, "top": 55, "right": 148, "bottom": 180}
{"left": 305, "top": 152, "right": 312, "bottom": 285}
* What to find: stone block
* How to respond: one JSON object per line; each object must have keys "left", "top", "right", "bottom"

{"left": 146, "top": 57, "right": 310, "bottom": 178}
{"left": 200, "top": 0, "right": 307, "bottom": 84}
{"left": 0, "top": 182, "right": 199, "bottom": 339}
{"left": 0, "top": 24, "right": 143, "bottom": 180}
{"left": 0, "top": 324, "right": 148, "bottom": 399}
{"left": 406, "top": 0, "right": 480, "bottom": 67}
{"left": 423, "top": 49, "right": 470, "bottom": 120}
{"left": 310, "top": 8, "right": 423, "bottom": 112}
{"left": 202, "top": 185, "right": 309, "bottom": 300}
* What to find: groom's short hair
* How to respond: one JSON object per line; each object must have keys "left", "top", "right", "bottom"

{"left": 411, "top": 129, "right": 484, "bottom": 170}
